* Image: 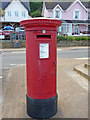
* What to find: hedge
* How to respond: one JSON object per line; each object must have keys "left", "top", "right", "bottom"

{"left": 57, "top": 36, "right": 89, "bottom": 43}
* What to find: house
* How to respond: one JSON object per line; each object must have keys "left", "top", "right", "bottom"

{"left": 42, "top": 0, "right": 90, "bottom": 36}
{"left": 0, "top": 0, "right": 31, "bottom": 28}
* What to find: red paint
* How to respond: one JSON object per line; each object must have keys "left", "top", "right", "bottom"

{"left": 3, "top": 31, "right": 12, "bottom": 35}
{"left": 20, "top": 18, "right": 61, "bottom": 99}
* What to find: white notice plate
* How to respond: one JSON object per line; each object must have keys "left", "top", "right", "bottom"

{"left": 39, "top": 43, "right": 49, "bottom": 59}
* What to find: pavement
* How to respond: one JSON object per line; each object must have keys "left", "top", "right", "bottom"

{"left": 74, "top": 63, "right": 89, "bottom": 80}
{"left": 1, "top": 52, "right": 88, "bottom": 119}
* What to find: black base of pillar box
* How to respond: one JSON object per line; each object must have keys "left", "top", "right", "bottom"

{"left": 26, "top": 94, "right": 58, "bottom": 119}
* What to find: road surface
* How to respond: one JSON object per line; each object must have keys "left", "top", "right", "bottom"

{"left": 1, "top": 47, "right": 88, "bottom": 69}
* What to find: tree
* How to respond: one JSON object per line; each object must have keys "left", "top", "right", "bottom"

{"left": 30, "top": 2, "right": 43, "bottom": 12}
{"left": 31, "top": 10, "right": 42, "bottom": 17}
{"left": 0, "top": 8, "right": 5, "bottom": 17}
{"left": 30, "top": 2, "right": 43, "bottom": 17}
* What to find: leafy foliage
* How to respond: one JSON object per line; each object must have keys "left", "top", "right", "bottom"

{"left": 30, "top": 10, "right": 42, "bottom": 17}
{"left": 0, "top": 8, "right": 5, "bottom": 17}
{"left": 30, "top": 2, "right": 43, "bottom": 17}
{"left": 57, "top": 36, "right": 89, "bottom": 43}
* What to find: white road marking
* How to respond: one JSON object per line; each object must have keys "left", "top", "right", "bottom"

{"left": 10, "top": 64, "right": 25, "bottom": 68}
{"left": 12, "top": 51, "right": 26, "bottom": 53}
{"left": 10, "top": 64, "right": 18, "bottom": 66}
{"left": 10, "top": 64, "right": 24, "bottom": 66}
{"left": 57, "top": 49, "right": 62, "bottom": 51}
{"left": 75, "top": 58, "right": 89, "bottom": 60}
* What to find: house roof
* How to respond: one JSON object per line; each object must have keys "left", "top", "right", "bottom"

{"left": 45, "top": 1, "right": 90, "bottom": 10}
{"left": 82, "top": 2, "right": 90, "bottom": 8}
{"left": 0, "top": 1, "right": 2, "bottom": 8}
{"left": 0, "top": 0, "right": 30, "bottom": 13}
{"left": 45, "top": 2, "right": 72, "bottom": 10}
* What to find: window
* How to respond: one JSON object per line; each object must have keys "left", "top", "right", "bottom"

{"left": 88, "top": 12, "right": 90, "bottom": 19}
{"left": 74, "top": 10, "right": 80, "bottom": 19}
{"left": 15, "top": 11, "right": 18, "bottom": 17}
{"left": 74, "top": 25, "right": 79, "bottom": 35}
{"left": 8, "top": 11, "right": 11, "bottom": 17}
{"left": 75, "top": 11, "right": 79, "bottom": 19}
{"left": 61, "top": 24, "right": 70, "bottom": 34}
{"left": 55, "top": 10, "right": 60, "bottom": 18}
{"left": 22, "top": 11, "right": 26, "bottom": 17}
{"left": 58, "top": 24, "right": 72, "bottom": 35}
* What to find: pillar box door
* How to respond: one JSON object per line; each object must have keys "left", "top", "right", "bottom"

{"left": 20, "top": 18, "right": 62, "bottom": 119}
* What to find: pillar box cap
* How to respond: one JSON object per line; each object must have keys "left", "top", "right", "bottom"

{"left": 20, "top": 17, "right": 62, "bottom": 28}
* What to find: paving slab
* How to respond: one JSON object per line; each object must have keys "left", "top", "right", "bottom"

{"left": 56, "top": 58, "right": 88, "bottom": 118}
{"left": 2, "top": 58, "right": 88, "bottom": 118}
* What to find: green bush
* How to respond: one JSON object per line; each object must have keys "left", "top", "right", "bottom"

{"left": 30, "top": 2, "right": 43, "bottom": 17}
{"left": 57, "top": 36, "right": 66, "bottom": 41}
{"left": 81, "top": 36, "right": 88, "bottom": 40}
{"left": 74, "top": 37, "right": 81, "bottom": 41}
{"left": 57, "top": 36, "right": 89, "bottom": 43}
{"left": 30, "top": 10, "right": 42, "bottom": 17}
{"left": 74, "top": 36, "right": 89, "bottom": 41}
{"left": 30, "top": 2, "right": 43, "bottom": 13}
{"left": 66, "top": 36, "right": 75, "bottom": 41}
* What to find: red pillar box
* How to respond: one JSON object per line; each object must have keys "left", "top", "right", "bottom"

{"left": 20, "top": 18, "right": 61, "bottom": 119}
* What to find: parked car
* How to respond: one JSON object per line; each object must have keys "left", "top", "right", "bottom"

{"left": 2, "top": 30, "right": 14, "bottom": 40}
{"left": 0, "top": 30, "right": 5, "bottom": 39}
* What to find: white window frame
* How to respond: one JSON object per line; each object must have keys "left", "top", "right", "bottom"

{"left": 7, "top": 11, "right": 11, "bottom": 17}
{"left": 61, "top": 24, "right": 71, "bottom": 33}
{"left": 55, "top": 9, "right": 60, "bottom": 18}
{"left": 15, "top": 11, "right": 18, "bottom": 17}
{"left": 59, "top": 23, "right": 72, "bottom": 36}
{"left": 22, "top": 11, "right": 26, "bottom": 17}
{"left": 74, "top": 24, "right": 80, "bottom": 35}
{"left": 73, "top": 9, "right": 81, "bottom": 19}
{"left": 53, "top": 8, "right": 62, "bottom": 19}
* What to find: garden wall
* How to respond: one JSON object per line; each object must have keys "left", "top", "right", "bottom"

{"left": 1, "top": 40, "right": 26, "bottom": 48}
{"left": 1, "top": 36, "right": 90, "bottom": 48}
{"left": 57, "top": 36, "right": 89, "bottom": 47}
{"left": 57, "top": 40, "right": 88, "bottom": 47}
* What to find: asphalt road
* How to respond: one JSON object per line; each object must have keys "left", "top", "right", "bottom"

{"left": 57, "top": 48, "right": 88, "bottom": 58}
{"left": 1, "top": 48, "right": 88, "bottom": 69}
